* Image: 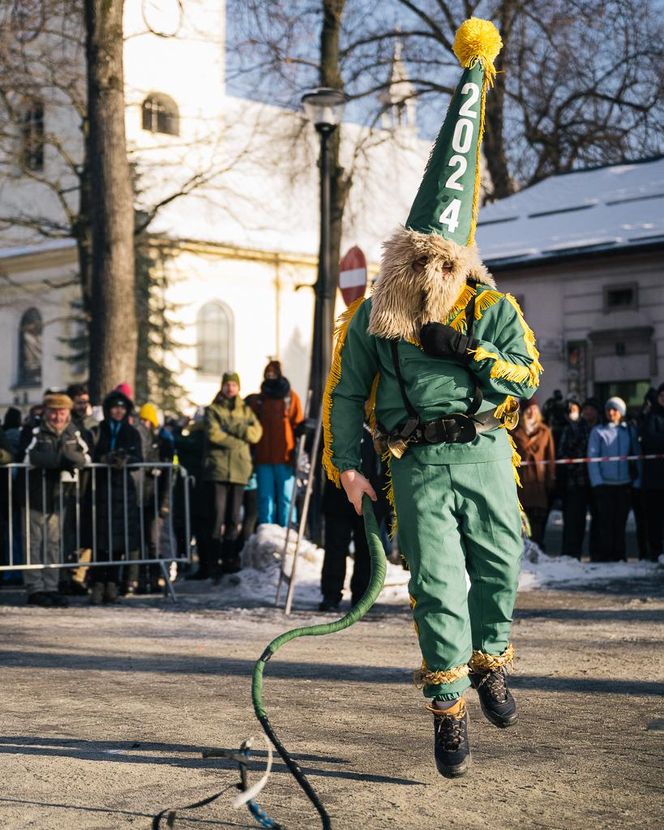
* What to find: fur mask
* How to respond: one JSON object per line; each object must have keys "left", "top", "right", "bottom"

{"left": 368, "top": 226, "right": 495, "bottom": 342}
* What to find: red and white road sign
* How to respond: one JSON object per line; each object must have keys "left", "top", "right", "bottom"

{"left": 339, "top": 246, "right": 367, "bottom": 307}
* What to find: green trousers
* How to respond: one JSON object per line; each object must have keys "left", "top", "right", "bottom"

{"left": 392, "top": 452, "right": 523, "bottom": 699}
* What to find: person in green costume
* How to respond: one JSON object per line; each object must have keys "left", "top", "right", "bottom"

{"left": 323, "top": 18, "right": 542, "bottom": 778}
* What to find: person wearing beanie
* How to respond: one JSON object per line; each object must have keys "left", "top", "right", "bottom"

{"left": 114, "top": 382, "right": 134, "bottom": 401}
{"left": 639, "top": 382, "right": 664, "bottom": 560}
{"left": 134, "top": 401, "right": 174, "bottom": 593}
{"left": 18, "top": 391, "right": 90, "bottom": 608}
{"left": 511, "top": 399, "right": 555, "bottom": 548}
{"left": 91, "top": 390, "right": 143, "bottom": 604}
{"left": 203, "top": 371, "right": 263, "bottom": 576}
{"left": 587, "top": 397, "right": 640, "bottom": 562}
{"left": 323, "top": 18, "right": 542, "bottom": 778}
{"left": 139, "top": 402, "right": 159, "bottom": 430}
{"left": 249, "top": 360, "right": 304, "bottom": 527}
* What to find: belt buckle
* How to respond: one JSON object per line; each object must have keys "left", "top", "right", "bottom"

{"left": 450, "top": 413, "right": 477, "bottom": 443}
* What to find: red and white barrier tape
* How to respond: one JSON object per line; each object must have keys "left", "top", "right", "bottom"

{"left": 520, "top": 453, "right": 664, "bottom": 467}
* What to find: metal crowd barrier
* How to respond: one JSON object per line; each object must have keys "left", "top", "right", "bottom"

{"left": 0, "top": 462, "right": 192, "bottom": 600}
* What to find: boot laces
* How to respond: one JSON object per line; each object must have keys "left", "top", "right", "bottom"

{"left": 435, "top": 712, "right": 466, "bottom": 750}
{"left": 477, "top": 668, "right": 508, "bottom": 702}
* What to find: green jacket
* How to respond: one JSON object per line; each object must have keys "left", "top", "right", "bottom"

{"left": 203, "top": 395, "right": 263, "bottom": 485}
{"left": 324, "top": 284, "right": 542, "bottom": 479}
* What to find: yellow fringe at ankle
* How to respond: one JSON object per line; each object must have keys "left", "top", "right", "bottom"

{"left": 414, "top": 662, "right": 470, "bottom": 689}
{"left": 321, "top": 297, "right": 366, "bottom": 487}
{"left": 468, "top": 643, "right": 516, "bottom": 672}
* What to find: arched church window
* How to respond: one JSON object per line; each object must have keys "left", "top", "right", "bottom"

{"left": 197, "top": 301, "right": 234, "bottom": 376}
{"left": 20, "top": 100, "right": 44, "bottom": 171}
{"left": 141, "top": 93, "right": 179, "bottom": 136}
{"left": 18, "top": 307, "right": 42, "bottom": 385}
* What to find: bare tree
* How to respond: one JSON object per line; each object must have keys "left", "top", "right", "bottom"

{"left": 0, "top": 0, "right": 253, "bottom": 403}
{"left": 231, "top": 0, "right": 664, "bottom": 201}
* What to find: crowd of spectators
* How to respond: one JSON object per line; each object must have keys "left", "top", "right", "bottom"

{"left": 513, "top": 384, "right": 664, "bottom": 562}
{"left": 0, "top": 359, "right": 306, "bottom": 609}
{"left": 2, "top": 371, "right": 662, "bottom": 611}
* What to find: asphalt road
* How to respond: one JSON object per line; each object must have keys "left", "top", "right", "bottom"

{"left": 0, "top": 575, "right": 662, "bottom": 830}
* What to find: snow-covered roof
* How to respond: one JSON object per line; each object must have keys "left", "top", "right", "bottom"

{"left": 476, "top": 156, "right": 664, "bottom": 269}
{"left": 0, "top": 238, "right": 76, "bottom": 261}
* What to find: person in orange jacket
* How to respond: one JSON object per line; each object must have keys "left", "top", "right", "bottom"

{"left": 249, "top": 360, "right": 304, "bottom": 526}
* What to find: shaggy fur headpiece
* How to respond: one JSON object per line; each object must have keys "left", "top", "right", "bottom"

{"left": 368, "top": 226, "right": 495, "bottom": 342}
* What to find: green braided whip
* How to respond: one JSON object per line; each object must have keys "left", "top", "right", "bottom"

{"left": 251, "top": 495, "right": 387, "bottom": 828}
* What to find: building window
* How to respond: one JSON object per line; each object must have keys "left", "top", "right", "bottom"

{"left": 197, "top": 301, "right": 233, "bottom": 376}
{"left": 141, "top": 93, "right": 179, "bottom": 136}
{"left": 18, "top": 307, "right": 42, "bottom": 386}
{"left": 20, "top": 100, "right": 44, "bottom": 171}
{"left": 604, "top": 283, "right": 638, "bottom": 312}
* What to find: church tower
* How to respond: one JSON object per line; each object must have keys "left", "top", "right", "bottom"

{"left": 380, "top": 40, "right": 416, "bottom": 134}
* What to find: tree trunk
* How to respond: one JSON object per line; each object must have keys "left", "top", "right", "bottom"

{"left": 84, "top": 0, "right": 136, "bottom": 404}
{"left": 481, "top": 0, "right": 517, "bottom": 200}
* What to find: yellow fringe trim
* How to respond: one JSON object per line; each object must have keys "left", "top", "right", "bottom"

{"left": 446, "top": 285, "right": 502, "bottom": 333}
{"left": 507, "top": 431, "right": 522, "bottom": 488}
{"left": 471, "top": 345, "right": 500, "bottom": 363}
{"left": 383, "top": 451, "right": 398, "bottom": 538}
{"left": 409, "top": 594, "right": 419, "bottom": 636}
{"left": 468, "top": 643, "right": 515, "bottom": 673}
{"left": 470, "top": 294, "right": 542, "bottom": 388}
{"left": 414, "top": 663, "right": 470, "bottom": 689}
{"left": 445, "top": 283, "right": 476, "bottom": 323}
{"left": 365, "top": 372, "right": 380, "bottom": 432}
{"left": 469, "top": 73, "right": 488, "bottom": 246}
{"left": 501, "top": 294, "right": 543, "bottom": 387}
{"left": 322, "top": 297, "right": 365, "bottom": 487}
{"left": 475, "top": 289, "right": 503, "bottom": 316}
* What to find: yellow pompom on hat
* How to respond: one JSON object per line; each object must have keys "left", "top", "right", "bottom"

{"left": 139, "top": 402, "right": 159, "bottom": 429}
{"left": 453, "top": 17, "right": 503, "bottom": 83}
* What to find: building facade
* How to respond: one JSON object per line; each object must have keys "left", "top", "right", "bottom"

{"left": 476, "top": 157, "right": 664, "bottom": 409}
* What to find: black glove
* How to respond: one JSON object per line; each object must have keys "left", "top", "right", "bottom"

{"left": 420, "top": 322, "right": 478, "bottom": 361}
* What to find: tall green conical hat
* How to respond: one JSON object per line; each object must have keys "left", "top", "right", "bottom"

{"left": 406, "top": 17, "right": 502, "bottom": 246}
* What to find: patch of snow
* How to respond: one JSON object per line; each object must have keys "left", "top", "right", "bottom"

{"left": 178, "top": 524, "right": 662, "bottom": 611}
{"left": 519, "top": 538, "right": 662, "bottom": 591}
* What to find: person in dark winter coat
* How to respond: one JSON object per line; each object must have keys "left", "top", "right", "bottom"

{"left": 250, "top": 360, "right": 304, "bottom": 527}
{"left": 542, "top": 389, "right": 568, "bottom": 448}
{"left": 19, "top": 392, "right": 90, "bottom": 607}
{"left": 92, "top": 390, "right": 143, "bottom": 603}
{"left": 640, "top": 382, "right": 664, "bottom": 560}
{"left": 320, "top": 422, "right": 389, "bottom": 611}
{"left": 3, "top": 407, "right": 22, "bottom": 457}
{"left": 204, "top": 372, "right": 262, "bottom": 575}
{"left": 176, "top": 414, "right": 214, "bottom": 579}
{"left": 588, "top": 397, "right": 641, "bottom": 562}
{"left": 557, "top": 398, "right": 599, "bottom": 558}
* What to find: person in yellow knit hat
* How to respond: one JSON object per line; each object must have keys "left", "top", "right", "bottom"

{"left": 323, "top": 18, "right": 541, "bottom": 777}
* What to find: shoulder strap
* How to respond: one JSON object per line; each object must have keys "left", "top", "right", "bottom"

{"left": 464, "top": 281, "right": 483, "bottom": 417}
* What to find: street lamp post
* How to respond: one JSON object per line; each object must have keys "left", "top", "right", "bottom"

{"left": 301, "top": 87, "right": 347, "bottom": 419}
